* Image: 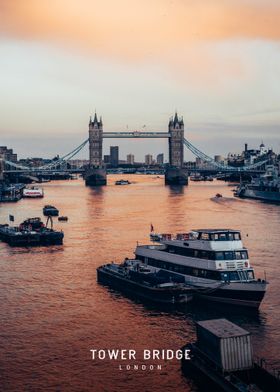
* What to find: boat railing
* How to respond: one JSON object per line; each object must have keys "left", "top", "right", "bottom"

{"left": 255, "top": 356, "right": 280, "bottom": 380}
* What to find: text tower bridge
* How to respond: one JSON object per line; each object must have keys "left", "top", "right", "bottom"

{"left": 85, "top": 112, "right": 187, "bottom": 186}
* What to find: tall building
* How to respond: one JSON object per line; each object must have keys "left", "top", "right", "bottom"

{"left": 127, "top": 154, "right": 135, "bottom": 165}
{"left": 110, "top": 146, "right": 119, "bottom": 167}
{"left": 157, "top": 153, "right": 164, "bottom": 165}
{"left": 103, "top": 155, "right": 110, "bottom": 164}
{"left": 145, "top": 154, "right": 153, "bottom": 165}
{"left": 0, "top": 146, "right": 17, "bottom": 163}
{"left": 214, "top": 155, "right": 225, "bottom": 164}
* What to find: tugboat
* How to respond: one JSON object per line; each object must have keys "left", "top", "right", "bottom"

{"left": 115, "top": 179, "right": 131, "bottom": 185}
{"left": 43, "top": 205, "right": 59, "bottom": 216}
{"left": 181, "top": 318, "right": 280, "bottom": 392}
{"left": 135, "top": 229, "right": 267, "bottom": 308}
{"left": 97, "top": 259, "right": 194, "bottom": 304}
{"left": 0, "top": 217, "right": 64, "bottom": 246}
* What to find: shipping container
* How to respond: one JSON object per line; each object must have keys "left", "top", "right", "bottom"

{"left": 196, "top": 318, "right": 253, "bottom": 372}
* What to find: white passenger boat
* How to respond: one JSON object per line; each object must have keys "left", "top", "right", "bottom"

{"left": 22, "top": 186, "right": 44, "bottom": 198}
{"left": 136, "top": 229, "right": 267, "bottom": 308}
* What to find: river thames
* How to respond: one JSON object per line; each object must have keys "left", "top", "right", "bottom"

{"left": 0, "top": 176, "right": 279, "bottom": 392}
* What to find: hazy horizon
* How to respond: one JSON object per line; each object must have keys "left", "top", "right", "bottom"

{"left": 1, "top": 0, "right": 280, "bottom": 160}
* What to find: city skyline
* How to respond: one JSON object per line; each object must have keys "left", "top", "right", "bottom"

{"left": 1, "top": 1, "right": 280, "bottom": 160}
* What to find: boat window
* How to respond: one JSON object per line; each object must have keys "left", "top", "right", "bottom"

{"left": 224, "top": 251, "right": 234, "bottom": 260}
{"left": 215, "top": 252, "right": 225, "bottom": 260}
{"left": 206, "top": 271, "right": 222, "bottom": 280}
{"left": 241, "top": 251, "right": 248, "bottom": 259}
{"left": 246, "top": 270, "right": 254, "bottom": 280}
{"left": 219, "top": 233, "right": 227, "bottom": 241}
{"left": 235, "top": 251, "right": 242, "bottom": 260}
{"left": 234, "top": 233, "right": 241, "bottom": 240}
{"left": 201, "top": 233, "right": 209, "bottom": 240}
{"left": 228, "top": 233, "right": 234, "bottom": 241}
{"left": 229, "top": 271, "right": 240, "bottom": 281}
{"left": 221, "top": 272, "right": 230, "bottom": 281}
{"left": 210, "top": 233, "right": 219, "bottom": 241}
{"left": 144, "top": 257, "right": 222, "bottom": 280}
{"left": 200, "top": 251, "right": 208, "bottom": 259}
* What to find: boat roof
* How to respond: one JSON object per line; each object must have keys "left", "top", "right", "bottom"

{"left": 194, "top": 229, "right": 240, "bottom": 233}
{"left": 197, "top": 319, "right": 249, "bottom": 338}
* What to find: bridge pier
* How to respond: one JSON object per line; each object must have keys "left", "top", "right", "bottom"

{"left": 85, "top": 113, "right": 107, "bottom": 186}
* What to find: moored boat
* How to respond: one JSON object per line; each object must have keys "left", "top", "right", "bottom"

{"left": 135, "top": 229, "right": 267, "bottom": 308}
{"left": 0, "top": 217, "right": 64, "bottom": 246}
{"left": 97, "top": 259, "right": 194, "bottom": 304}
{"left": 235, "top": 165, "right": 280, "bottom": 203}
{"left": 181, "top": 318, "right": 280, "bottom": 392}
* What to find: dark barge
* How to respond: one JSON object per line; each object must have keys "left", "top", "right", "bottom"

{"left": 97, "top": 259, "right": 194, "bottom": 304}
{"left": 181, "top": 318, "right": 280, "bottom": 392}
{"left": 0, "top": 217, "right": 64, "bottom": 246}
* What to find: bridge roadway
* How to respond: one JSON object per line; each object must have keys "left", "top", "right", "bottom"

{"left": 4, "top": 166, "right": 265, "bottom": 175}
{"left": 103, "top": 132, "right": 170, "bottom": 138}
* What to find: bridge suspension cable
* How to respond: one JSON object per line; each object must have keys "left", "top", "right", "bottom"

{"left": 38, "top": 138, "right": 89, "bottom": 170}
{"left": 1, "top": 139, "right": 89, "bottom": 172}
{"left": 183, "top": 138, "right": 267, "bottom": 172}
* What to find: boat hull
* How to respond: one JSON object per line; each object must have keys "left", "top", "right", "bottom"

{"left": 181, "top": 343, "right": 280, "bottom": 392}
{"left": 97, "top": 266, "right": 193, "bottom": 304}
{"left": 0, "top": 228, "right": 64, "bottom": 246}
{"left": 195, "top": 286, "right": 266, "bottom": 309}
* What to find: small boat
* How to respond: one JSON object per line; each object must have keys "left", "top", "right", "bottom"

{"left": 58, "top": 216, "right": 68, "bottom": 221}
{"left": 43, "top": 205, "right": 59, "bottom": 216}
{"left": 97, "top": 259, "right": 194, "bottom": 304}
{"left": 23, "top": 186, "right": 44, "bottom": 198}
{"left": 115, "top": 179, "right": 131, "bottom": 185}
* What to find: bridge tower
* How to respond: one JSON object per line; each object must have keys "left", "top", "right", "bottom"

{"left": 89, "top": 113, "right": 103, "bottom": 166}
{"left": 168, "top": 112, "right": 184, "bottom": 167}
{"left": 165, "top": 112, "right": 188, "bottom": 185}
{"left": 85, "top": 112, "right": 107, "bottom": 186}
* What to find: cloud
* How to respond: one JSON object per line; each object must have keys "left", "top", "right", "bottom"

{"left": 1, "top": 0, "right": 280, "bottom": 61}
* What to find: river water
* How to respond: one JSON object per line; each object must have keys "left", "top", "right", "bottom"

{"left": 0, "top": 176, "right": 279, "bottom": 392}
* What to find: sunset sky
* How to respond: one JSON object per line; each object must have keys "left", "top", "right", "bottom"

{"left": 0, "top": 0, "right": 280, "bottom": 160}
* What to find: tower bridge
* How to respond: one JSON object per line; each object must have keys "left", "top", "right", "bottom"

{"left": 86, "top": 112, "right": 186, "bottom": 185}
{"left": 0, "top": 111, "right": 268, "bottom": 186}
